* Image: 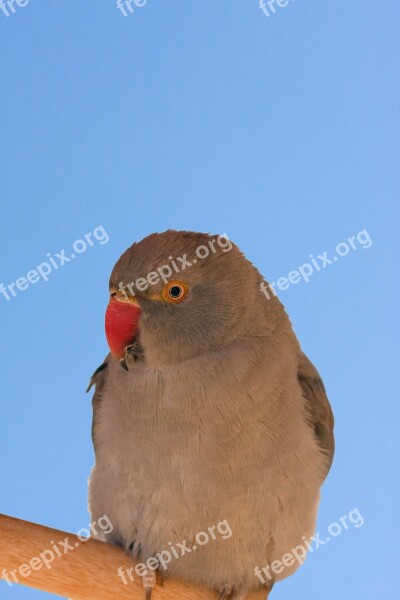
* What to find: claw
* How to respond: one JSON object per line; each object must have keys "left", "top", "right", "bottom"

{"left": 219, "top": 586, "right": 250, "bottom": 600}
{"left": 142, "top": 568, "right": 156, "bottom": 600}
{"left": 127, "top": 339, "right": 144, "bottom": 360}
{"left": 119, "top": 357, "right": 129, "bottom": 371}
{"left": 219, "top": 585, "right": 232, "bottom": 600}
{"left": 119, "top": 340, "right": 145, "bottom": 370}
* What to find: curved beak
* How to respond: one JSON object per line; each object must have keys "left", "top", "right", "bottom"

{"left": 105, "top": 295, "right": 142, "bottom": 367}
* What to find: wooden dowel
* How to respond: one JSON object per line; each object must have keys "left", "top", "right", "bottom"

{"left": 0, "top": 514, "right": 265, "bottom": 599}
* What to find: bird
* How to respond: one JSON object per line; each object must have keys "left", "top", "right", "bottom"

{"left": 87, "top": 230, "right": 334, "bottom": 599}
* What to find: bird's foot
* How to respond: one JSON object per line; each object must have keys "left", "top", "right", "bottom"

{"left": 219, "top": 584, "right": 270, "bottom": 600}
{"left": 141, "top": 568, "right": 156, "bottom": 600}
{"left": 128, "top": 538, "right": 142, "bottom": 558}
{"left": 219, "top": 585, "right": 246, "bottom": 600}
{"left": 157, "top": 568, "right": 165, "bottom": 585}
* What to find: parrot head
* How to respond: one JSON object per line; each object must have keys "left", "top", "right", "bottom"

{"left": 105, "top": 230, "right": 276, "bottom": 368}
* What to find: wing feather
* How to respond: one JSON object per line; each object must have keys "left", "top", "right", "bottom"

{"left": 298, "top": 352, "right": 335, "bottom": 478}
{"left": 87, "top": 354, "right": 111, "bottom": 453}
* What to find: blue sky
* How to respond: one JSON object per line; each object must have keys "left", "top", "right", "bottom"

{"left": 0, "top": 1, "right": 399, "bottom": 598}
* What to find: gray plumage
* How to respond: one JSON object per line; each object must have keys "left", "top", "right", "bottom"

{"left": 88, "top": 230, "right": 334, "bottom": 598}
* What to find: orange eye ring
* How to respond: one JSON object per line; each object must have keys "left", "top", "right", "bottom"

{"left": 162, "top": 281, "right": 189, "bottom": 303}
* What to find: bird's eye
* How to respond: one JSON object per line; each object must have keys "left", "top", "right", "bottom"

{"left": 162, "top": 281, "right": 189, "bottom": 303}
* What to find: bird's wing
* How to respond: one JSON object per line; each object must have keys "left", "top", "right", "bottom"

{"left": 297, "top": 351, "right": 335, "bottom": 478}
{"left": 86, "top": 354, "right": 111, "bottom": 453}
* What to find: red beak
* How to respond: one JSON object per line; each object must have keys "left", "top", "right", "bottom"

{"left": 105, "top": 296, "right": 141, "bottom": 361}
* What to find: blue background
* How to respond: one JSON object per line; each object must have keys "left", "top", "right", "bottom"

{"left": 1, "top": 1, "right": 399, "bottom": 598}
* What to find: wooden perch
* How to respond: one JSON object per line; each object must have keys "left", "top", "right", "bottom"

{"left": 0, "top": 514, "right": 266, "bottom": 599}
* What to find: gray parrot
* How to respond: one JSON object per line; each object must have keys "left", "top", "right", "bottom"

{"left": 87, "top": 230, "right": 334, "bottom": 599}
